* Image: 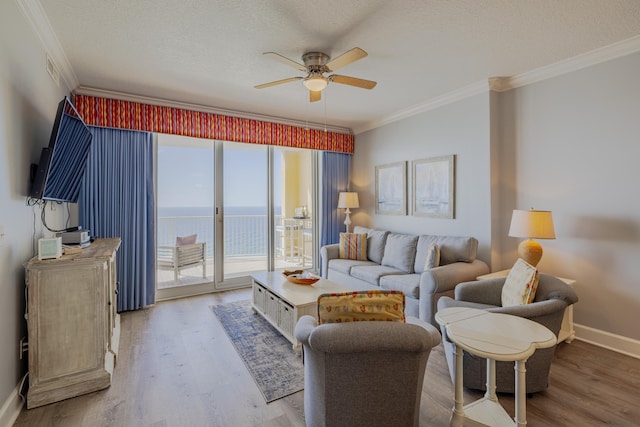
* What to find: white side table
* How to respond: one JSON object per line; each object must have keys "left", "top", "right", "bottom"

{"left": 477, "top": 270, "right": 577, "bottom": 343}
{"left": 435, "top": 307, "right": 557, "bottom": 427}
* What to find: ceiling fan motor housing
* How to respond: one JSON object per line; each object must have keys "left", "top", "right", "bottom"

{"left": 302, "top": 52, "right": 330, "bottom": 71}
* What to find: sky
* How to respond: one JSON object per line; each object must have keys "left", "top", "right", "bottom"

{"left": 157, "top": 139, "right": 281, "bottom": 210}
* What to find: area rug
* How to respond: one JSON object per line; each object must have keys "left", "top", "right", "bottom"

{"left": 211, "top": 300, "right": 304, "bottom": 403}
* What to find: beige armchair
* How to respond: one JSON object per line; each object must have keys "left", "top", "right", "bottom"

{"left": 158, "top": 240, "right": 206, "bottom": 281}
{"left": 437, "top": 273, "right": 578, "bottom": 393}
{"left": 294, "top": 315, "right": 441, "bottom": 427}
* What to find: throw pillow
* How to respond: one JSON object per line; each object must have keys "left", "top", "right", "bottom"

{"left": 501, "top": 258, "right": 540, "bottom": 307}
{"left": 317, "top": 290, "right": 406, "bottom": 324}
{"left": 381, "top": 233, "right": 419, "bottom": 273}
{"left": 339, "top": 233, "right": 368, "bottom": 261}
{"left": 424, "top": 243, "right": 440, "bottom": 270}
{"left": 176, "top": 234, "right": 197, "bottom": 246}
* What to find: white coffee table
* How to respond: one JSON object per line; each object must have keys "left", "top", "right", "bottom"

{"left": 435, "top": 307, "right": 557, "bottom": 427}
{"left": 251, "top": 271, "right": 349, "bottom": 354}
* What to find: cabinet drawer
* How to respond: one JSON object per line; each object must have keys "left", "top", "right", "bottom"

{"left": 265, "top": 292, "right": 280, "bottom": 324}
{"left": 278, "top": 300, "right": 295, "bottom": 337}
{"left": 253, "top": 282, "right": 267, "bottom": 312}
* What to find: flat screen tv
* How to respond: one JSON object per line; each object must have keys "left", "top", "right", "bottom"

{"left": 29, "top": 97, "right": 92, "bottom": 203}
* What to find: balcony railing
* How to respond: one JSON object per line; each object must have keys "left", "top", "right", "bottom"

{"left": 157, "top": 214, "right": 312, "bottom": 286}
{"left": 157, "top": 214, "right": 280, "bottom": 258}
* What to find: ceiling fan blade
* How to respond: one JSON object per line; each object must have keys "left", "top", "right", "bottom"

{"left": 325, "top": 47, "right": 367, "bottom": 72}
{"left": 309, "top": 90, "right": 321, "bottom": 103}
{"left": 263, "top": 52, "right": 307, "bottom": 72}
{"left": 255, "top": 77, "right": 303, "bottom": 89}
{"left": 329, "top": 74, "right": 377, "bottom": 90}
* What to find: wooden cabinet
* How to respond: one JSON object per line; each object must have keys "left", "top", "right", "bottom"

{"left": 24, "top": 238, "right": 121, "bottom": 408}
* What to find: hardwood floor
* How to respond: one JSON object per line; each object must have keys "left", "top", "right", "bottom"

{"left": 14, "top": 289, "right": 640, "bottom": 426}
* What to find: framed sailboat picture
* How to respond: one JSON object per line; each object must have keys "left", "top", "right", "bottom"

{"left": 412, "top": 155, "right": 455, "bottom": 218}
{"left": 375, "top": 161, "right": 407, "bottom": 215}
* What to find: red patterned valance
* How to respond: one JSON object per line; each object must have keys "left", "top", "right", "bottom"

{"left": 73, "top": 94, "right": 354, "bottom": 153}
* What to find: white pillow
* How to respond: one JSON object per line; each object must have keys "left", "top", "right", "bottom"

{"left": 176, "top": 234, "right": 197, "bottom": 246}
{"left": 501, "top": 258, "right": 539, "bottom": 307}
{"left": 424, "top": 243, "right": 440, "bottom": 270}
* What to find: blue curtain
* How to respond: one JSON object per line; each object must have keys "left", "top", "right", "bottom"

{"left": 320, "top": 151, "right": 351, "bottom": 248}
{"left": 79, "top": 127, "right": 155, "bottom": 312}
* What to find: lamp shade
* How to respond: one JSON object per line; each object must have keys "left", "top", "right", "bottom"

{"left": 338, "top": 192, "right": 359, "bottom": 209}
{"left": 508, "top": 209, "right": 556, "bottom": 239}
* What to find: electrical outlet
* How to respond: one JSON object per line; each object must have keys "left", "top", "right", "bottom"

{"left": 19, "top": 337, "right": 28, "bottom": 360}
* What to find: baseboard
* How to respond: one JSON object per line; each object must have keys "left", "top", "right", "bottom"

{"left": 0, "top": 380, "right": 24, "bottom": 427}
{"left": 574, "top": 323, "right": 640, "bottom": 359}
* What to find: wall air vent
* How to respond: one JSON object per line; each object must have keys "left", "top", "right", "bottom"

{"left": 46, "top": 54, "right": 60, "bottom": 87}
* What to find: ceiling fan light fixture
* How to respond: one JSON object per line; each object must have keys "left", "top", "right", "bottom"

{"left": 303, "top": 75, "right": 328, "bottom": 91}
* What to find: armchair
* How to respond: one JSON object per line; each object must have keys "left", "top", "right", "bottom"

{"left": 437, "top": 273, "right": 578, "bottom": 393}
{"left": 294, "top": 315, "right": 441, "bottom": 427}
{"left": 157, "top": 239, "right": 206, "bottom": 281}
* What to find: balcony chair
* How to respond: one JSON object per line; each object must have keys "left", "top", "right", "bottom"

{"left": 437, "top": 272, "right": 578, "bottom": 394}
{"left": 157, "top": 234, "right": 206, "bottom": 281}
{"left": 294, "top": 301, "right": 441, "bottom": 427}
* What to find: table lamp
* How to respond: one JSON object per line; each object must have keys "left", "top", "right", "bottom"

{"left": 338, "top": 192, "right": 359, "bottom": 233}
{"left": 508, "top": 208, "right": 556, "bottom": 267}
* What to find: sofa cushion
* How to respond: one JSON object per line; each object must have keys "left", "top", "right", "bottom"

{"left": 501, "top": 258, "right": 539, "bottom": 306}
{"left": 350, "top": 265, "right": 407, "bottom": 286}
{"left": 339, "top": 232, "right": 368, "bottom": 260}
{"left": 381, "top": 233, "right": 418, "bottom": 273}
{"left": 328, "top": 259, "right": 378, "bottom": 276}
{"left": 414, "top": 235, "right": 478, "bottom": 272}
{"left": 354, "top": 226, "right": 389, "bottom": 264}
{"left": 317, "top": 290, "right": 406, "bottom": 324}
{"left": 380, "top": 274, "right": 421, "bottom": 299}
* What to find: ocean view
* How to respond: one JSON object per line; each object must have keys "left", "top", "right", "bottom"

{"left": 158, "top": 206, "right": 282, "bottom": 256}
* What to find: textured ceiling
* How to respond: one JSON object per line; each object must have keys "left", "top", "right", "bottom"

{"left": 38, "top": 0, "right": 640, "bottom": 133}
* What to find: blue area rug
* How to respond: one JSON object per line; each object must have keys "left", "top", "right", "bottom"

{"left": 212, "top": 300, "right": 304, "bottom": 403}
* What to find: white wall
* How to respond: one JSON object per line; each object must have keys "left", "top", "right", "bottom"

{"left": 352, "top": 51, "right": 640, "bottom": 350}
{"left": 352, "top": 92, "right": 493, "bottom": 264}
{"left": 500, "top": 52, "right": 640, "bottom": 341}
{"left": 0, "top": 0, "right": 69, "bottom": 417}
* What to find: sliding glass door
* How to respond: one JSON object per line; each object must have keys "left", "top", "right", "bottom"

{"left": 156, "top": 135, "right": 317, "bottom": 298}
{"left": 222, "top": 141, "right": 268, "bottom": 279}
{"left": 273, "top": 146, "right": 314, "bottom": 270}
{"left": 156, "top": 134, "right": 214, "bottom": 295}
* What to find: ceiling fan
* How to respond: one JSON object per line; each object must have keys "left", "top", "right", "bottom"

{"left": 255, "top": 47, "right": 377, "bottom": 102}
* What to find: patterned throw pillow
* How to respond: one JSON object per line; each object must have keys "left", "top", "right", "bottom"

{"left": 424, "top": 243, "right": 440, "bottom": 270}
{"left": 317, "top": 290, "right": 406, "bottom": 324}
{"left": 339, "top": 233, "right": 368, "bottom": 260}
{"left": 501, "top": 258, "right": 540, "bottom": 306}
{"left": 176, "top": 234, "right": 197, "bottom": 246}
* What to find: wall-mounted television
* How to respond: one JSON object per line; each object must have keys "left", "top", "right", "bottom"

{"left": 29, "top": 97, "right": 92, "bottom": 203}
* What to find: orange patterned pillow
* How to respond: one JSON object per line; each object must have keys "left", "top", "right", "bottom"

{"left": 317, "top": 290, "right": 406, "bottom": 324}
{"left": 339, "top": 232, "right": 368, "bottom": 260}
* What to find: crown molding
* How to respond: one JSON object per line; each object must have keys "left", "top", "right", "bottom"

{"left": 353, "top": 80, "right": 491, "bottom": 135}
{"left": 16, "top": 0, "right": 79, "bottom": 91}
{"left": 74, "top": 86, "right": 353, "bottom": 135}
{"left": 502, "top": 35, "right": 640, "bottom": 91}
{"left": 355, "top": 35, "right": 640, "bottom": 134}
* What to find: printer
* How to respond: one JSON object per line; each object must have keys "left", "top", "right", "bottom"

{"left": 57, "top": 229, "right": 91, "bottom": 247}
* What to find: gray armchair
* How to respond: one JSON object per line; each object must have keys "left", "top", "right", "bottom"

{"left": 437, "top": 273, "right": 578, "bottom": 393}
{"left": 294, "top": 315, "right": 441, "bottom": 427}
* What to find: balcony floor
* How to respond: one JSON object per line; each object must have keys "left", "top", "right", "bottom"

{"left": 156, "top": 256, "right": 309, "bottom": 289}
